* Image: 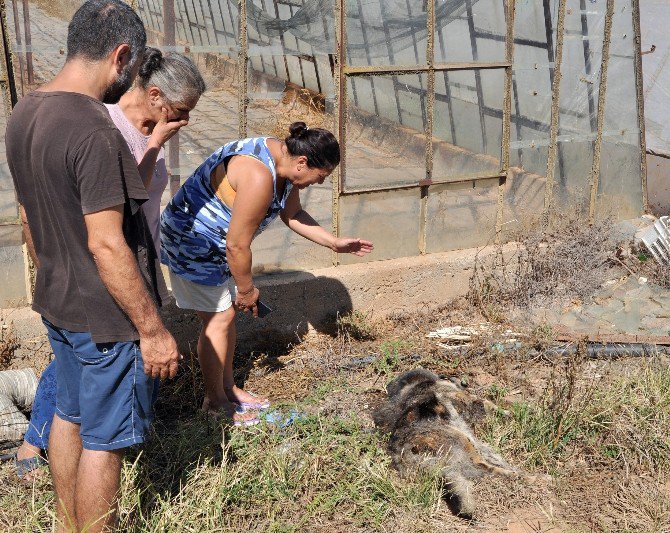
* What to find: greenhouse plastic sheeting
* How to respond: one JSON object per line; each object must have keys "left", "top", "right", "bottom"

{"left": 641, "top": 0, "right": 670, "bottom": 157}
{"left": 597, "top": 0, "right": 643, "bottom": 220}
{"left": 0, "top": 0, "right": 648, "bottom": 307}
{"left": 425, "top": 178, "right": 499, "bottom": 253}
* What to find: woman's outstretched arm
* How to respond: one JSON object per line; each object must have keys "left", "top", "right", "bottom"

{"left": 281, "top": 188, "right": 374, "bottom": 257}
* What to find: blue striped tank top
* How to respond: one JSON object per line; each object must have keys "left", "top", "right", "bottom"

{"left": 160, "top": 137, "right": 292, "bottom": 286}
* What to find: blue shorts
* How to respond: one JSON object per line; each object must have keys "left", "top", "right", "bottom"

{"left": 43, "top": 318, "right": 158, "bottom": 451}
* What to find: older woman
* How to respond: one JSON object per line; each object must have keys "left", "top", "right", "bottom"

{"left": 161, "top": 122, "right": 374, "bottom": 425}
{"left": 14, "top": 47, "right": 205, "bottom": 479}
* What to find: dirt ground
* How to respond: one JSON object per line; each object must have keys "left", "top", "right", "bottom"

{"left": 1, "top": 190, "right": 668, "bottom": 532}
{"left": 1, "top": 296, "right": 668, "bottom": 532}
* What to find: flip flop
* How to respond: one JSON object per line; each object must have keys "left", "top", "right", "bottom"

{"left": 203, "top": 404, "right": 260, "bottom": 427}
{"left": 15, "top": 454, "right": 48, "bottom": 480}
{"left": 232, "top": 404, "right": 260, "bottom": 427}
{"left": 236, "top": 391, "right": 271, "bottom": 411}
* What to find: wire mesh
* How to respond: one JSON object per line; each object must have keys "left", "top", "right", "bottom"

{"left": 0, "top": 0, "right": 648, "bottom": 305}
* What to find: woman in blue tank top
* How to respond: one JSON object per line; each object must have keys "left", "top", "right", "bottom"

{"left": 161, "top": 122, "right": 373, "bottom": 425}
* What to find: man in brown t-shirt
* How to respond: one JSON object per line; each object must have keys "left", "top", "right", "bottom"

{"left": 5, "top": 2, "right": 179, "bottom": 531}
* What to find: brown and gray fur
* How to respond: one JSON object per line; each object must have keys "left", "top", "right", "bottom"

{"left": 373, "top": 369, "right": 519, "bottom": 518}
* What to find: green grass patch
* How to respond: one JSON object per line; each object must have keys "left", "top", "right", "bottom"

{"left": 113, "top": 411, "right": 444, "bottom": 531}
{"left": 482, "top": 363, "right": 670, "bottom": 474}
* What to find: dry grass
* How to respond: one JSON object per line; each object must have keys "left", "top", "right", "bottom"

{"left": 483, "top": 355, "right": 670, "bottom": 474}
{"left": 618, "top": 242, "right": 670, "bottom": 290}
{"left": 33, "top": 0, "right": 78, "bottom": 20}
{"left": 0, "top": 318, "right": 18, "bottom": 371}
{"left": 469, "top": 211, "right": 614, "bottom": 318}
{"left": 249, "top": 82, "right": 332, "bottom": 141}
{"left": 1, "top": 303, "right": 669, "bottom": 531}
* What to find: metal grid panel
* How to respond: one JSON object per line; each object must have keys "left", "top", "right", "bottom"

{"left": 0, "top": 0, "right": 648, "bottom": 302}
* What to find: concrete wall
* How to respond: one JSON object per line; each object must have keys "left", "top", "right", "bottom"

{"left": 647, "top": 153, "right": 670, "bottom": 217}
{"left": 0, "top": 226, "right": 27, "bottom": 307}
{"left": 8, "top": 244, "right": 511, "bottom": 355}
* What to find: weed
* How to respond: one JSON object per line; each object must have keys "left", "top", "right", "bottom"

{"left": 114, "top": 413, "right": 444, "bottom": 531}
{"left": 486, "top": 384, "right": 509, "bottom": 403}
{"left": 2, "top": 290, "right": 669, "bottom": 530}
{"left": 468, "top": 210, "right": 614, "bottom": 313}
{"left": 627, "top": 242, "right": 670, "bottom": 289}
{"left": 249, "top": 83, "right": 331, "bottom": 142}
{"left": 482, "top": 360, "right": 670, "bottom": 475}
{"left": 373, "top": 340, "right": 408, "bottom": 377}
{"left": 0, "top": 320, "right": 18, "bottom": 370}
{"left": 338, "top": 310, "right": 378, "bottom": 341}
{"left": 302, "top": 377, "right": 345, "bottom": 405}
{"left": 527, "top": 322, "right": 554, "bottom": 351}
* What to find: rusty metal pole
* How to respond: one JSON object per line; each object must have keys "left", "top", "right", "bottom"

{"left": 332, "top": 0, "right": 344, "bottom": 266}
{"left": 542, "top": 0, "right": 567, "bottom": 225}
{"left": 9, "top": 0, "right": 23, "bottom": 95}
{"left": 0, "top": 0, "right": 17, "bottom": 108}
{"left": 163, "top": 0, "right": 180, "bottom": 195}
{"left": 1, "top": 0, "right": 32, "bottom": 299}
{"left": 21, "top": 0, "right": 32, "bottom": 85}
{"left": 587, "top": 0, "right": 614, "bottom": 223}
{"left": 496, "top": 0, "right": 516, "bottom": 242}
{"left": 419, "top": 0, "right": 435, "bottom": 255}
{"left": 238, "top": 0, "right": 248, "bottom": 138}
{"left": 164, "top": 0, "right": 175, "bottom": 45}
{"left": 631, "top": 0, "right": 648, "bottom": 213}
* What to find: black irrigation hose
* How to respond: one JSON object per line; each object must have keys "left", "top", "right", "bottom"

{"left": 437, "top": 340, "right": 670, "bottom": 360}
{"left": 541, "top": 342, "right": 670, "bottom": 359}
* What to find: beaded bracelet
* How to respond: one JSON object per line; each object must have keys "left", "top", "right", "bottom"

{"left": 237, "top": 285, "right": 256, "bottom": 297}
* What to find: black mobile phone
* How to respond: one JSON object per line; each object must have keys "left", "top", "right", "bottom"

{"left": 256, "top": 299, "right": 272, "bottom": 318}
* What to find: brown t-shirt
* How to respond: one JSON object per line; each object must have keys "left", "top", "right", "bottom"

{"left": 6, "top": 91, "right": 168, "bottom": 342}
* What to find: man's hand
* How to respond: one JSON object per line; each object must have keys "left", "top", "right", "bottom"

{"left": 140, "top": 326, "right": 181, "bottom": 380}
{"left": 332, "top": 237, "right": 374, "bottom": 257}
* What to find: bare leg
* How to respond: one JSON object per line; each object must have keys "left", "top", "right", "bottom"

{"left": 216, "top": 308, "right": 268, "bottom": 406}
{"left": 48, "top": 415, "right": 82, "bottom": 532}
{"left": 196, "top": 309, "right": 257, "bottom": 423}
{"left": 16, "top": 440, "right": 41, "bottom": 460}
{"left": 75, "top": 449, "right": 123, "bottom": 532}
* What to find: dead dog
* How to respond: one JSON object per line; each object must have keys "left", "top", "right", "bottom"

{"left": 373, "top": 368, "right": 520, "bottom": 518}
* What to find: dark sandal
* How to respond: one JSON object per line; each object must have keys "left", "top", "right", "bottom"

{"left": 15, "top": 454, "right": 48, "bottom": 479}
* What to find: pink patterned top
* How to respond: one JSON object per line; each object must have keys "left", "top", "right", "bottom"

{"left": 105, "top": 103, "right": 169, "bottom": 254}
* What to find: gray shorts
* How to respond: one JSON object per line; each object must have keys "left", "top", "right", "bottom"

{"left": 169, "top": 271, "right": 233, "bottom": 313}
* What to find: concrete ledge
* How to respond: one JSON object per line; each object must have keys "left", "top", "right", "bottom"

{"left": 4, "top": 244, "right": 513, "bottom": 354}
{"left": 647, "top": 153, "right": 670, "bottom": 216}
{"left": 226, "top": 243, "right": 516, "bottom": 348}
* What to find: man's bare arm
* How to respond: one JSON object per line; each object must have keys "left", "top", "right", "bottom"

{"left": 19, "top": 204, "right": 39, "bottom": 268}
{"left": 84, "top": 205, "right": 179, "bottom": 379}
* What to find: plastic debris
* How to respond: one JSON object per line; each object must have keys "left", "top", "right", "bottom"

{"left": 0, "top": 369, "right": 38, "bottom": 445}
{"left": 262, "top": 409, "right": 306, "bottom": 428}
{"left": 638, "top": 216, "right": 670, "bottom": 265}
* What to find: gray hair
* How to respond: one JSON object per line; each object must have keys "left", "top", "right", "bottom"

{"left": 138, "top": 47, "right": 206, "bottom": 104}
